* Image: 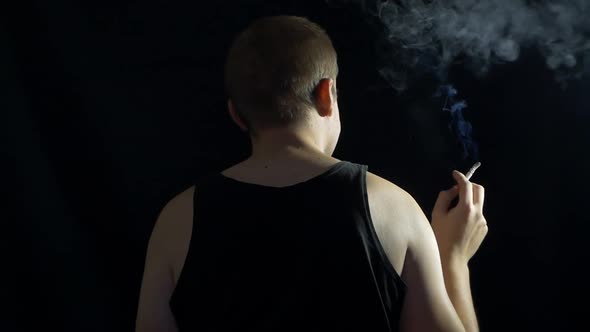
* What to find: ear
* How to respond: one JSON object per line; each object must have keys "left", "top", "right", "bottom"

{"left": 313, "top": 78, "right": 335, "bottom": 117}
{"left": 228, "top": 100, "right": 248, "bottom": 132}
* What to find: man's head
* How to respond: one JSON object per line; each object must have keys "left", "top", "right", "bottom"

{"left": 225, "top": 16, "right": 340, "bottom": 154}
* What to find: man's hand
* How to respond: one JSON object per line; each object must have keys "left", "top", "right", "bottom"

{"left": 431, "top": 170, "right": 488, "bottom": 265}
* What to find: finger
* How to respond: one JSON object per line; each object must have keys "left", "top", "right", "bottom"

{"left": 452, "top": 170, "right": 473, "bottom": 206}
{"left": 472, "top": 183, "right": 485, "bottom": 207}
{"left": 432, "top": 186, "right": 459, "bottom": 217}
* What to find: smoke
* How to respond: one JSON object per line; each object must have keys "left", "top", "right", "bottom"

{"left": 436, "top": 85, "right": 478, "bottom": 161}
{"left": 330, "top": 0, "right": 590, "bottom": 91}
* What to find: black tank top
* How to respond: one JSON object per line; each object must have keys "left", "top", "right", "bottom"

{"left": 169, "top": 161, "right": 406, "bottom": 331}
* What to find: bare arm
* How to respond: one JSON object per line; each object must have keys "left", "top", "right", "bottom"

{"left": 135, "top": 187, "right": 195, "bottom": 332}
{"left": 430, "top": 170, "right": 488, "bottom": 332}
{"left": 367, "top": 172, "right": 485, "bottom": 332}
{"left": 397, "top": 192, "right": 468, "bottom": 332}
{"left": 441, "top": 259, "right": 478, "bottom": 332}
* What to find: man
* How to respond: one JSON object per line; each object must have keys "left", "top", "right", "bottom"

{"left": 136, "top": 16, "right": 488, "bottom": 332}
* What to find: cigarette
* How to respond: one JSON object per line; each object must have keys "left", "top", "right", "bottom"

{"left": 465, "top": 162, "right": 481, "bottom": 180}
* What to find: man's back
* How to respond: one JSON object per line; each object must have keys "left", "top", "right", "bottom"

{"left": 166, "top": 160, "right": 406, "bottom": 331}
{"left": 136, "top": 157, "right": 481, "bottom": 332}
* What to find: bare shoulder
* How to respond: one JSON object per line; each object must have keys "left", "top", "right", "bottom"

{"left": 155, "top": 186, "right": 195, "bottom": 233}
{"left": 136, "top": 186, "right": 195, "bottom": 331}
{"left": 161, "top": 186, "right": 195, "bottom": 213}
{"left": 365, "top": 171, "right": 421, "bottom": 222}
{"left": 365, "top": 171, "right": 423, "bottom": 275}
{"left": 366, "top": 172, "right": 411, "bottom": 200}
{"left": 151, "top": 186, "right": 196, "bottom": 284}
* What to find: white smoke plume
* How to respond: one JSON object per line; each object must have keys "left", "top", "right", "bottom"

{"left": 329, "top": 0, "right": 590, "bottom": 91}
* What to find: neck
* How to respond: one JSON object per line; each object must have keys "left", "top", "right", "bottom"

{"left": 248, "top": 127, "right": 329, "bottom": 164}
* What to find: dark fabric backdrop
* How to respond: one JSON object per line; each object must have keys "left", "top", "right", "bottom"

{"left": 5, "top": 1, "right": 589, "bottom": 331}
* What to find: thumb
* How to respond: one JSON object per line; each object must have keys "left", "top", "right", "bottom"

{"left": 432, "top": 186, "right": 459, "bottom": 217}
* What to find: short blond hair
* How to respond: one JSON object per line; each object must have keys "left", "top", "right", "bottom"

{"left": 225, "top": 16, "right": 338, "bottom": 135}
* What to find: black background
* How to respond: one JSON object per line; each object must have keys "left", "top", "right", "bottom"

{"left": 5, "top": 0, "right": 589, "bottom": 331}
